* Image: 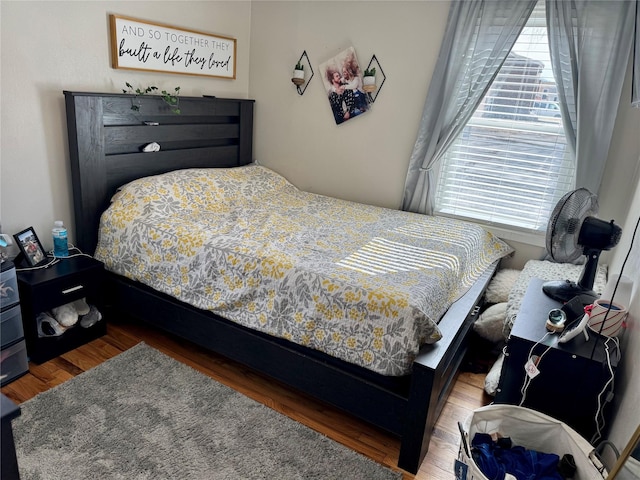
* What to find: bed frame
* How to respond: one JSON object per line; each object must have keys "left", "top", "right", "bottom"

{"left": 64, "top": 90, "right": 497, "bottom": 474}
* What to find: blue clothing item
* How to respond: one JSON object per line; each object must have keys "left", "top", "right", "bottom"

{"left": 471, "top": 433, "right": 564, "bottom": 480}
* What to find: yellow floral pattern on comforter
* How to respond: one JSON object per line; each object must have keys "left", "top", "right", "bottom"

{"left": 95, "top": 165, "right": 513, "bottom": 375}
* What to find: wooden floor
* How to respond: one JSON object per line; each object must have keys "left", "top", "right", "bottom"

{"left": 2, "top": 319, "right": 495, "bottom": 479}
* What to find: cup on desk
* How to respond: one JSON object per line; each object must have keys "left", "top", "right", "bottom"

{"left": 587, "top": 299, "right": 628, "bottom": 337}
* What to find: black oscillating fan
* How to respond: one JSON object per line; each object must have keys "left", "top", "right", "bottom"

{"left": 542, "top": 188, "right": 623, "bottom": 303}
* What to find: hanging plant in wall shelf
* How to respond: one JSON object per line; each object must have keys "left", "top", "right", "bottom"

{"left": 292, "top": 62, "right": 305, "bottom": 86}
{"left": 362, "top": 67, "right": 376, "bottom": 93}
{"left": 123, "top": 82, "right": 181, "bottom": 114}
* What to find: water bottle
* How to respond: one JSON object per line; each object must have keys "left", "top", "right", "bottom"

{"left": 52, "top": 220, "right": 69, "bottom": 257}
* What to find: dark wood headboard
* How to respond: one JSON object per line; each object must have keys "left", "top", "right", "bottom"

{"left": 64, "top": 91, "right": 254, "bottom": 254}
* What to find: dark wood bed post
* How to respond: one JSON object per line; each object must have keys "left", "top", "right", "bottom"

{"left": 63, "top": 90, "right": 495, "bottom": 474}
{"left": 399, "top": 265, "right": 486, "bottom": 472}
{"left": 65, "top": 94, "right": 108, "bottom": 255}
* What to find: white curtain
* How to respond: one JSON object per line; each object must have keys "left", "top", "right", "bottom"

{"left": 402, "top": 0, "right": 537, "bottom": 214}
{"left": 546, "top": 0, "right": 636, "bottom": 194}
{"left": 403, "top": 0, "right": 637, "bottom": 215}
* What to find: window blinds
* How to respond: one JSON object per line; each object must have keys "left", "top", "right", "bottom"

{"left": 434, "top": 2, "right": 574, "bottom": 233}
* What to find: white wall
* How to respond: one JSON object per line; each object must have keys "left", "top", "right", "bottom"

{"left": 0, "top": 0, "right": 251, "bottom": 252}
{"left": 606, "top": 154, "right": 640, "bottom": 460}
{"left": 248, "top": 1, "right": 640, "bottom": 270}
{"left": 249, "top": 1, "right": 448, "bottom": 209}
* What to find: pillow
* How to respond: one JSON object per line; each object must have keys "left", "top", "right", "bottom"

{"left": 108, "top": 165, "right": 298, "bottom": 220}
{"left": 485, "top": 269, "right": 521, "bottom": 304}
{"left": 484, "top": 353, "right": 505, "bottom": 396}
{"left": 474, "top": 302, "right": 508, "bottom": 344}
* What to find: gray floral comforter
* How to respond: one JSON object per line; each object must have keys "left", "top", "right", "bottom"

{"left": 95, "top": 165, "right": 513, "bottom": 375}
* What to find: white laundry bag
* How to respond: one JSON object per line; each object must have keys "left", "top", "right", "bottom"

{"left": 456, "top": 404, "right": 607, "bottom": 480}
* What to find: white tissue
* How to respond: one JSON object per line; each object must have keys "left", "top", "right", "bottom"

{"left": 142, "top": 142, "right": 160, "bottom": 152}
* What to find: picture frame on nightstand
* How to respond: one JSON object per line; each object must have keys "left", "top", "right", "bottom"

{"left": 13, "top": 227, "right": 48, "bottom": 267}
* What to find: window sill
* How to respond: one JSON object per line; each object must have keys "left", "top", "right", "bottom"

{"left": 435, "top": 213, "right": 546, "bottom": 248}
{"left": 483, "top": 225, "right": 546, "bottom": 249}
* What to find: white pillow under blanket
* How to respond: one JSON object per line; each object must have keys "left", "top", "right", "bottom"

{"left": 484, "top": 269, "right": 521, "bottom": 304}
{"left": 484, "top": 352, "right": 505, "bottom": 396}
{"left": 473, "top": 302, "right": 508, "bottom": 344}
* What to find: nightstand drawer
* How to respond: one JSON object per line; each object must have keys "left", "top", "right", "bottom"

{"left": 1, "top": 305, "right": 24, "bottom": 348}
{"left": 30, "top": 272, "right": 100, "bottom": 312}
{"left": 17, "top": 257, "right": 104, "bottom": 314}
{"left": 0, "top": 339, "right": 29, "bottom": 386}
{"left": 0, "top": 261, "right": 19, "bottom": 310}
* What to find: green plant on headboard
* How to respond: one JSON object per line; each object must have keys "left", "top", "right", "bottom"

{"left": 123, "top": 82, "right": 181, "bottom": 114}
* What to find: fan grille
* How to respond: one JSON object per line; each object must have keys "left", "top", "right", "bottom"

{"left": 546, "top": 188, "right": 598, "bottom": 262}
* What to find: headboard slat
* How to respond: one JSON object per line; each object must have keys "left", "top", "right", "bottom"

{"left": 105, "top": 146, "right": 241, "bottom": 189}
{"left": 104, "top": 124, "right": 239, "bottom": 155}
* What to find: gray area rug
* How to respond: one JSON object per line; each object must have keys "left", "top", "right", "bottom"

{"left": 13, "top": 343, "right": 401, "bottom": 479}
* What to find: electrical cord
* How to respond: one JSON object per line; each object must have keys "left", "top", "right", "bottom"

{"left": 14, "top": 244, "right": 94, "bottom": 272}
{"left": 591, "top": 336, "right": 620, "bottom": 445}
{"left": 519, "top": 331, "right": 554, "bottom": 406}
{"left": 520, "top": 328, "right": 618, "bottom": 443}
{"left": 14, "top": 257, "right": 59, "bottom": 271}
{"left": 51, "top": 244, "right": 94, "bottom": 260}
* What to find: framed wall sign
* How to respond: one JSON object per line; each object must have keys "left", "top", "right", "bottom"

{"left": 109, "top": 14, "right": 236, "bottom": 79}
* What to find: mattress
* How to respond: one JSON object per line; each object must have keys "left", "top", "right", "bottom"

{"left": 95, "top": 165, "right": 513, "bottom": 375}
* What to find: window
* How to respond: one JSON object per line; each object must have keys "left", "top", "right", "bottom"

{"left": 434, "top": 2, "right": 574, "bottom": 233}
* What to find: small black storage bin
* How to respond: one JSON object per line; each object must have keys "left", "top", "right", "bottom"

{"left": 0, "top": 261, "right": 20, "bottom": 310}
{"left": 0, "top": 339, "right": 29, "bottom": 386}
{"left": 1, "top": 304, "right": 24, "bottom": 348}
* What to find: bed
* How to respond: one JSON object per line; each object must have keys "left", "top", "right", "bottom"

{"left": 64, "top": 90, "right": 513, "bottom": 473}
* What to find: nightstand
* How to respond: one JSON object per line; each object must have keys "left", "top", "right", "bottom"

{"left": 16, "top": 256, "right": 106, "bottom": 364}
{"left": 495, "top": 277, "right": 619, "bottom": 441}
